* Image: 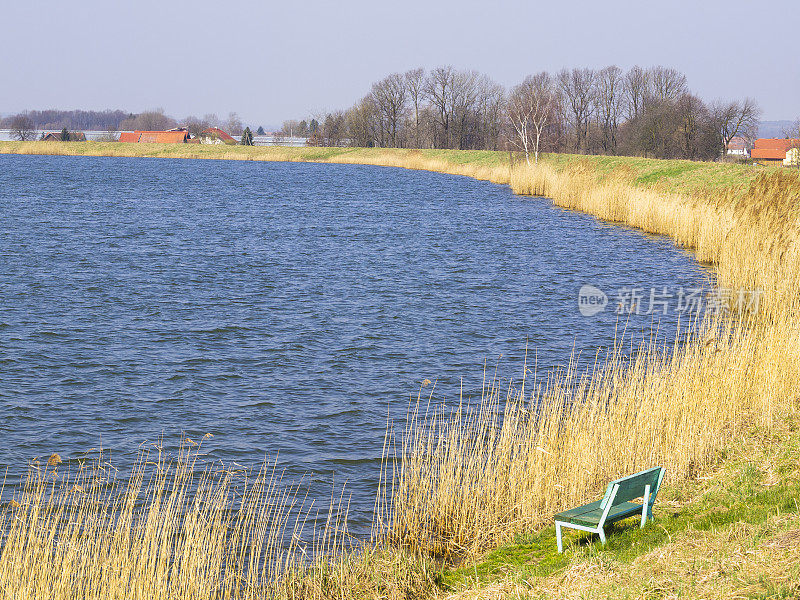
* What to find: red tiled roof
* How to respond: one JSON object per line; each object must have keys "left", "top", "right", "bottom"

{"left": 751, "top": 148, "right": 789, "bottom": 160}
{"left": 137, "top": 131, "right": 190, "bottom": 143}
{"left": 118, "top": 130, "right": 190, "bottom": 143}
{"left": 200, "top": 127, "right": 235, "bottom": 142}
{"left": 753, "top": 138, "right": 800, "bottom": 151}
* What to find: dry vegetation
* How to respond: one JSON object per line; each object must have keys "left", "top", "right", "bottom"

{"left": 0, "top": 441, "right": 439, "bottom": 600}
{"left": 1, "top": 142, "right": 798, "bottom": 598}
{"left": 442, "top": 418, "right": 800, "bottom": 599}
{"left": 381, "top": 163, "right": 800, "bottom": 559}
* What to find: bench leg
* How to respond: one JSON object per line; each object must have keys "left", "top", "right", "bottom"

{"left": 598, "top": 527, "right": 606, "bottom": 545}
{"left": 556, "top": 522, "right": 563, "bottom": 553}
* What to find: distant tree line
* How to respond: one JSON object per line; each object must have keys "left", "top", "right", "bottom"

{"left": 0, "top": 109, "right": 131, "bottom": 132}
{"left": 282, "top": 65, "right": 761, "bottom": 161}
{"left": 1, "top": 108, "right": 254, "bottom": 140}
{"left": 3, "top": 66, "right": 763, "bottom": 160}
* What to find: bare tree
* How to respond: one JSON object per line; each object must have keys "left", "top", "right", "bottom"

{"left": 425, "top": 66, "right": 456, "bottom": 148}
{"left": 781, "top": 118, "right": 800, "bottom": 139}
{"left": 322, "top": 111, "right": 347, "bottom": 147}
{"left": 184, "top": 115, "right": 212, "bottom": 137}
{"left": 370, "top": 73, "right": 407, "bottom": 147}
{"left": 280, "top": 119, "right": 302, "bottom": 138}
{"left": 346, "top": 96, "right": 378, "bottom": 147}
{"left": 9, "top": 114, "right": 37, "bottom": 141}
{"left": 632, "top": 99, "right": 681, "bottom": 158}
{"left": 225, "top": 112, "right": 244, "bottom": 136}
{"left": 477, "top": 77, "right": 505, "bottom": 151}
{"left": 119, "top": 109, "right": 177, "bottom": 131}
{"left": 712, "top": 98, "right": 761, "bottom": 157}
{"left": 595, "top": 65, "right": 623, "bottom": 153}
{"left": 508, "top": 72, "right": 557, "bottom": 164}
{"left": 275, "top": 62, "right": 761, "bottom": 161}
{"left": 623, "top": 66, "right": 650, "bottom": 121}
{"left": 675, "top": 93, "right": 714, "bottom": 160}
{"left": 450, "top": 70, "right": 483, "bottom": 149}
{"left": 649, "top": 66, "right": 688, "bottom": 102}
{"left": 558, "top": 68, "right": 596, "bottom": 153}
{"left": 404, "top": 68, "right": 426, "bottom": 148}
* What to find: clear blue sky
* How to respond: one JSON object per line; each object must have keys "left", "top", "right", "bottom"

{"left": 5, "top": 0, "right": 798, "bottom": 126}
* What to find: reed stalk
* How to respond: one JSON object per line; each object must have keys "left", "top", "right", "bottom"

{"left": 381, "top": 163, "right": 800, "bottom": 557}
{"left": 1, "top": 143, "right": 798, "bottom": 595}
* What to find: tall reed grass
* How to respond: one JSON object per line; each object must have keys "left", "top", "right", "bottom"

{"left": 0, "top": 440, "right": 437, "bottom": 599}
{"left": 1, "top": 143, "right": 798, "bottom": 595}
{"left": 380, "top": 163, "right": 800, "bottom": 557}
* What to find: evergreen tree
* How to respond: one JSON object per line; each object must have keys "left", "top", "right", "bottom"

{"left": 60, "top": 127, "right": 70, "bottom": 141}
{"left": 256, "top": 125, "right": 265, "bottom": 135}
{"left": 240, "top": 127, "right": 254, "bottom": 146}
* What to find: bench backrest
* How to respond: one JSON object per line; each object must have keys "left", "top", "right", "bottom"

{"left": 600, "top": 467, "right": 665, "bottom": 510}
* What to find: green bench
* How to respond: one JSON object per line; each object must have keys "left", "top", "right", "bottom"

{"left": 554, "top": 467, "right": 665, "bottom": 553}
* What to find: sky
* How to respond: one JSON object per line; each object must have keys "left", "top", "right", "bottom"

{"left": 4, "top": 0, "right": 799, "bottom": 127}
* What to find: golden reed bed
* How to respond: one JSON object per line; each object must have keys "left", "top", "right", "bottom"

{"left": 381, "top": 164, "right": 800, "bottom": 557}
{"left": 1, "top": 142, "right": 799, "bottom": 598}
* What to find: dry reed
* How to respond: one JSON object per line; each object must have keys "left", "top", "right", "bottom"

{"left": 2, "top": 143, "right": 799, "bottom": 595}
{"left": 380, "top": 163, "right": 800, "bottom": 557}
{"left": 0, "top": 440, "right": 438, "bottom": 599}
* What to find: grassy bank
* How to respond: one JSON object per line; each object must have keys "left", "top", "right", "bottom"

{"left": 0, "top": 140, "right": 766, "bottom": 194}
{"left": 1, "top": 141, "right": 798, "bottom": 598}
{"left": 442, "top": 416, "right": 800, "bottom": 598}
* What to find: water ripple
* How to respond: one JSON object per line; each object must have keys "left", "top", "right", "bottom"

{"left": 0, "top": 155, "right": 710, "bottom": 537}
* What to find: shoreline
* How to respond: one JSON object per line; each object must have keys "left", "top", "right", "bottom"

{"left": 0, "top": 140, "right": 764, "bottom": 194}
{"left": 2, "top": 142, "right": 799, "bottom": 597}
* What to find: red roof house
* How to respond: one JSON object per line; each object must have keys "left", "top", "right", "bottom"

{"left": 726, "top": 136, "right": 749, "bottom": 156}
{"left": 751, "top": 138, "right": 800, "bottom": 165}
{"left": 199, "top": 127, "right": 236, "bottom": 144}
{"left": 118, "top": 130, "right": 190, "bottom": 143}
{"left": 753, "top": 138, "right": 800, "bottom": 151}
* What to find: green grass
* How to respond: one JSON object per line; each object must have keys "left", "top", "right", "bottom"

{"left": 2, "top": 139, "right": 799, "bottom": 598}
{"left": 438, "top": 422, "right": 800, "bottom": 594}
{"left": 3, "top": 141, "right": 784, "bottom": 201}
{"left": 539, "top": 152, "right": 773, "bottom": 197}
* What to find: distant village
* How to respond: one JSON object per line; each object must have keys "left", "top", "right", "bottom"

{"left": 40, "top": 126, "right": 250, "bottom": 146}
{"left": 118, "top": 127, "right": 235, "bottom": 145}
{"left": 31, "top": 127, "right": 800, "bottom": 168}
{"left": 3, "top": 65, "right": 799, "bottom": 168}
{"left": 728, "top": 136, "right": 800, "bottom": 167}
{"left": 4, "top": 116, "right": 799, "bottom": 168}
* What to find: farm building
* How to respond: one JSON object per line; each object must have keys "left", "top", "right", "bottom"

{"left": 119, "top": 129, "right": 191, "bottom": 143}
{"left": 785, "top": 148, "right": 799, "bottom": 168}
{"left": 41, "top": 131, "right": 86, "bottom": 142}
{"left": 199, "top": 127, "right": 236, "bottom": 144}
{"left": 726, "top": 136, "right": 750, "bottom": 157}
{"left": 751, "top": 138, "right": 800, "bottom": 166}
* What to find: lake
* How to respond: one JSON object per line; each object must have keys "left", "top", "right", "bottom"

{"left": 0, "top": 155, "right": 711, "bottom": 535}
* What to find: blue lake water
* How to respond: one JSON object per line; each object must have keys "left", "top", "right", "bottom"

{"left": 0, "top": 155, "right": 711, "bottom": 534}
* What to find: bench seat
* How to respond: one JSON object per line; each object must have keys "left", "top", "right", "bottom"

{"left": 555, "top": 499, "right": 646, "bottom": 528}
{"left": 554, "top": 467, "right": 665, "bottom": 552}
